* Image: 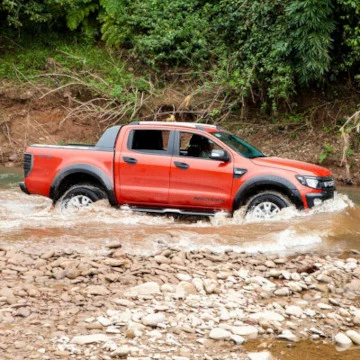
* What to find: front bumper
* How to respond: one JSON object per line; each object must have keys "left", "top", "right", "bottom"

{"left": 19, "top": 181, "right": 30, "bottom": 195}
{"left": 306, "top": 189, "right": 335, "bottom": 208}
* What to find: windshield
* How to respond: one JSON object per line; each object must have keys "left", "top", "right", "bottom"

{"left": 212, "top": 132, "right": 265, "bottom": 159}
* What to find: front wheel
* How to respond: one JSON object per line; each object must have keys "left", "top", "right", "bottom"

{"left": 60, "top": 185, "right": 107, "bottom": 210}
{"left": 245, "top": 192, "right": 290, "bottom": 220}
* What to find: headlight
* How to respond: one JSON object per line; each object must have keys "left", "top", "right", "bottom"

{"left": 296, "top": 175, "right": 320, "bottom": 189}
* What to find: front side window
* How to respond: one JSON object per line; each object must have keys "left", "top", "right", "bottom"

{"left": 212, "top": 132, "right": 264, "bottom": 159}
{"left": 128, "top": 129, "right": 170, "bottom": 153}
{"left": 179, "top": 132, "right": 222, "bottom": 159}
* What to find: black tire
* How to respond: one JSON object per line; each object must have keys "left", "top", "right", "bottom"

{"left": 246, "top": 191, "right": 290, "bottom": 219}
{"left": 60, "top": 185, "right": 107, "bottom": 210}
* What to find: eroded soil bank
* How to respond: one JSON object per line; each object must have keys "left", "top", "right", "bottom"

{"left": 1, "top": 244, "right": 360, "bottom": 359}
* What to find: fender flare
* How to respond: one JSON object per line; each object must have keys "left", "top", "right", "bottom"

{"left": 232, "top": 175, "right": 304, "bottom": 211}
{"left": 49, "top": 164, "right": 117, "bottom": 205}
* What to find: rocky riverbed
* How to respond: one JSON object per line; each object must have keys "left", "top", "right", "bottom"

{"left": 1, "top": 243, "right": 360, "bottom": 360}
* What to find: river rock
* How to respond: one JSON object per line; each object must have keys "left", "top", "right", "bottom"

{"left": 71, "top": 334, "right": 109, "bottom": 345}
{"left": 209, "top": 328, "right": 231, "bottom": 340}
{"left": 142, "top": 313, "right": 166, "bottom": 327}
{"left": 127, "top": 282, "right": 161, "bottom": 297}
{"left": 346, "top": 330, "right": 360, "bottom": 345}
{"left": 176, "top": 281, "right": 197, "bottom": 296}
{"left": 87, "top": 285, "right": 110, "bottom": 296}
{"left": 176, "top": 273, "right": 192, "bottom": 281}
{"left": 154, "top": 255, "right": 171, "bottom": 264}
{"left": 204, "top": 279, "right": 218, "bottom": 294}
{"left": 106, "top": 241, "right": 122, "bottom": 249}
{"left": 346, "top": 279, "right": 360, "bottom": 292}
{"left": 192, "top": 278, "right": 205, "bottom": 293}
{"left": 334, "top": 333, "right": 352, "bottom": 348}
{"left": 249, "top": 311, "right": 285, "bottom": 323}
{"left": 278, "top": 330, "right": 298, "bottom": 342}
{"left": 231, "top": 334, "right": 245, "bottom": 344}
{"left": 285, "top": 305, "right": 303, "bottom": 318}
{"left": 274, "top": 287, "right": 290, "bottom": 296}
{"left": 232, "top": 325, "right": 258, "bottom": 339}
{"left": 317, "top": 303, "right": 332, "bottom": 310}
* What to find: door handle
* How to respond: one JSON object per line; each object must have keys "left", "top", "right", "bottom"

{"left": 174, "top": 161, "right": 189, "bottom": 170}
{"left": 123, "top": 156, "right": 138, "bottom": 164}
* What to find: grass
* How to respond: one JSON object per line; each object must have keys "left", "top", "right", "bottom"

{"left": 0, "top": 35, "right": 149, "bottom": 99}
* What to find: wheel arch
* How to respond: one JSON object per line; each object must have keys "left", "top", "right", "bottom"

{"left": 232, "top": 175, "right": 304, "bottom": 211}
{"left": 49, "top": 164, "right": 116, "bottom": 205}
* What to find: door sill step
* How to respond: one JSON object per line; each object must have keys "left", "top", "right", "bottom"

{"left": 130, "top": 207, "right": 229, "bottom": 217}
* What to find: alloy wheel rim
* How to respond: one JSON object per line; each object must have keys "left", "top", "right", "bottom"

{"left": 251, "top": 201, "right": 281, "bottom": 219}
{"left": 65, "top": 195, "right": 93, "bottom": 209}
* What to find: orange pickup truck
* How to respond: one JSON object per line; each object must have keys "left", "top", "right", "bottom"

{"left": 20, "top": 121, "right": 336, "bottom": 219}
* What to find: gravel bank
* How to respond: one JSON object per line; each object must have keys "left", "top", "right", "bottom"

{"left": 1, "top": 244, "right": 360, "bottom": 359}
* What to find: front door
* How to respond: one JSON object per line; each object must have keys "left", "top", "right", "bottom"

{"left": 169, "top": 131, "right": 234, "bottom": 211}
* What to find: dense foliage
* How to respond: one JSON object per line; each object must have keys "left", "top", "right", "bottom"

{"left": 1, "top": 0, "right": 359, "bottom": 109}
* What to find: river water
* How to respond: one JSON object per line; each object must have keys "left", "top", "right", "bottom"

{"left": 1, "top": 167, "right": 360, "bottom": 360}
{"left": 1, "top": 166, "right": 359, "bottom": 256}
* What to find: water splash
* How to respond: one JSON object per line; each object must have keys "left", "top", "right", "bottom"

{"left": 0, "top": 188, "right": 359, "bottom": 256}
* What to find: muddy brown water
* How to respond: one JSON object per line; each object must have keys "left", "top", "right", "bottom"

{"left": 1, "top": 167, "right": 359, "bottom": 257}
{"left": 1, "top": 167, "right": 360, "bottom": 359}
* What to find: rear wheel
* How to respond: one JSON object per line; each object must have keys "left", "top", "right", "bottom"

{"left": 245, "top": 192, "right": 290, "bottom": 219}
{"left": 60, "top": 185, "right": 107, "bottom": 210}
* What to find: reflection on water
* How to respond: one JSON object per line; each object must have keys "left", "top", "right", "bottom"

{"left": 0, "top": 166, "right": 359, "bottom": 256}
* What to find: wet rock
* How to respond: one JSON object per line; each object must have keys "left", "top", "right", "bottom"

{"left": 334, "top": 333, "right": 352, "bottom": 348}
{"left": 278, "top": 330, "right": 298, "bottom": 342}
{"left": 346, "top": 330, "right": 360, "bottom": 345}
{"left": 248, "top": 351, "right": 274, "bottom": 360}
{"left": 230, "top": 334, "right": 245, "bottom": 345}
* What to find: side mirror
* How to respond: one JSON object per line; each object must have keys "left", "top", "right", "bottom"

{"left": 210, "top": 149, "right": 230, "bottom": 162}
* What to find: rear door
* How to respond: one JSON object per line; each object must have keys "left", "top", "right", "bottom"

{"left": 169, "top": 131, "right": 234, "bottom": 211}
{"left": 115, "top": 126, "right": 173, "bottom": 206}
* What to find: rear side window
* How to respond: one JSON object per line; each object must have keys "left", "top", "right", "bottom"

{"left": 128, "top": 129, "right": 170, "bottom": 154}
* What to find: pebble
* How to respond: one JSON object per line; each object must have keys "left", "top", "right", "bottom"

{"left": 2, "top": 246, "right": 360, "bottom": 359}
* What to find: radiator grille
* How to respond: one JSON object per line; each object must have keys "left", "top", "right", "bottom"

{"left": 23, "top": 153, "right": 33, "bottom": 177}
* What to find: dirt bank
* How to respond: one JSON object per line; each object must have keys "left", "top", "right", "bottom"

{"left": 1, "top": 244, "right": 360, "bottom": 359}
{"left": 0, "top": 86, "right": 359, "bottom": 185}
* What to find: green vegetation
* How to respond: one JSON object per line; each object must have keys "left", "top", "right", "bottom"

{"left": 0, "top": 0, "right": 359, "bottom": 123}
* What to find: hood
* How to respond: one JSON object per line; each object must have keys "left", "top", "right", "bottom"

{"left": 251, "top": 157, "right": 332, "bottom": 176}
